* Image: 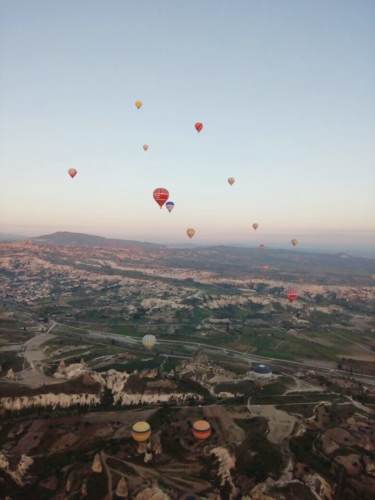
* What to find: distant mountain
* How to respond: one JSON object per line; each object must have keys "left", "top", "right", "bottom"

{"left": 32, "top": 232, "right": 163, "bottom": 249}
{"left": 0, "top": 233, "right": 26, "bottom": 241}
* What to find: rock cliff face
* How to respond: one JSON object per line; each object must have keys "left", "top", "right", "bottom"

{"left": 134, "top": 487, "right": 171, "bottom": 500}
{"left": 0, "top": 392, "right": 101, "bottom": 411}
{"left": 0, "top": 452, "right": 33, "bottom": 485}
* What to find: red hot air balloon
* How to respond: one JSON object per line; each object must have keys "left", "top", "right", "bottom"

{"left": 153, "top": 188, "right": 169, "bottom": 209}
{"left": 264, "top": 265, "right": 269, "bottom": 270}
{"left": 195, "top": 123, "right": 203, "bottom": 133}
{"left": 260, "top": 244, "right": 265, "bottom": 250}
{"left": 68, "top": 168, "right": 77, "bottom": 178}
{"left": 286, "top": 289, "right": 298, "bottom": 303}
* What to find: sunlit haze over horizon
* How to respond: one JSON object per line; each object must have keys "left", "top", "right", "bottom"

{"left": 1, "top": 1, "right": 374, "bottom": 255}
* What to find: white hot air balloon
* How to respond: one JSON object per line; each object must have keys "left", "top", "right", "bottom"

{"left": 142, "top": 334, "right": 156, "bottom": 351}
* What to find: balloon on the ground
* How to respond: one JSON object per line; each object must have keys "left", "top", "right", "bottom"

{"left": 228, "top": 177, "right": 235, "bottom": 186}
{"left": 153, "top": 188, "right": 169, "bottom": 209}
{"left": 253, "top": 223, "right": 258, "bottom": 230}
{"left": 135, "top": 101, "right": 142, "bottom": 109}
{"left": 192, "top": 420, "right": 211, "bottom": 443}
{"left": 165, "top": 201, "right": 175, "bottom": 213}
{"left": 132, "top": 422, "right": 151, "bottom": 442}
{"left": 142, "top": 335, "right": 156, "bottom": 351}
{"left": 68, "top": 169, "right": 77, "bottom": 178}
{"left": 187, "top": 228, "right": 195, "bottom": 239}
{"left": 143, "top": 145, "right": 149, "bottom": 151}
{"left": 292, "top": 239, "right": 298, "bottom": 247}
{"left": 195, "top": 122, "right": 203, "bottom": 133}
{"left": 286, "top": 289, "right": 298, "bottom": 303}
{"left": 260, "top": 244, "right": 265, "bottom": 250}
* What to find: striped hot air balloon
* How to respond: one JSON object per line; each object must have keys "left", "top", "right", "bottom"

{"left": 142, "top": 334, "right": 156, "bottom": 351}
{"left": 192, "top": 420, "right": 211, "bottom": 443}
{"left": 132, "top": 422, "right": 151, "bottom": 443}
{"left": 153, "top": 188, "right": 169, "bottom": 209}
{"left": 286, "top": 289, "right": 298, "bottom": 303}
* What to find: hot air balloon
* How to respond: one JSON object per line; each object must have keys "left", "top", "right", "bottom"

{"left": 187, "top": 228, "right": 195, "bottom": 239}
{"left": 135, "top": 101, "right": 142, "bottom": 109}
{"left": 118, "top": 257, "right": 124, "bottom": 263}
{"left": 142, "top": 335, "right": 156, "bottom": 351}
{"left": 132, "top": 422, "right": 151, "bottom": 443}
{"left": 192, "top": 420, "right": 211, "bottom": 443}
{"left": 68, "top": 169, "right": 77, "bottom": 178}
{"left": 153, "top": 188, "right": 169, "bottom": 209}
{"left": 143, "top": 145, "right": 149, "bottom": 151}
{"left": 264, "top": 265, "right": 269, "bottom": 270}
{"left": 260, "top": 244, "right": 265, "bottom": 250}
{"left": 165, "top": 201, "right": 175, "bottom": 213}
{"left": 299, "top": 279, "right": 304, "bottom": 284}
{"left": 291, "top": 239, "right": 298, "bottom": 247}
{"left": 195, "top": 123, "right": 203, "bottom": 133}
{"left": 228, "top": 177, "right": 235, "bottom": 186}
{"left": 286, "top": 289, "right": 298, "bottom": 303}
{"left": 253, "top": 223, "right": 258, "bottom": 230}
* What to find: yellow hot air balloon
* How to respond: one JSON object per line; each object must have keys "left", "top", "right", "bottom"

{"left": 187, "top": 228, "right": 195, "bottom": 240}
{"left": 228, "top": 177, "right": 235, "bottom": 186}
{"left": 142, "top": 335, "right": 156, "bottom": 351}
{"left": 292, "top": 239, "right": 298, "bottom": 247}
{"left": 253, "top": 223, "right": 258, "bottom": 230}
{"left": 135, "top": 100, "right": 142, "bottom": 109}
{"left": 192, "top": 420, "right": 211, "bottom": 443}
{"left": 132, "top": 422, "right": 151, "bottom": 443}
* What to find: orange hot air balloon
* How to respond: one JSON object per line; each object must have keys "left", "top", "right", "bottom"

{"left": 153, "top": 188, "right": 169, "bottom": 209}
{"left": 286, "top": 289, "right": 298, "bottom": 303}
{"left": 253, "top": 223, "right": 258, "bottom": 230}
{"left": 132, "top": 422, "right": 151, "bottom": 443}
{"left": 228, "top": 177, "right": 235, "bottom": 186}
{"left": 143, "top": 145, "right": 149, "bottom": 151}
{"left": 260, "top": 244, "right": 265, "bottom": 250}
{"left": 68, "top": 169, "right": 77, "bottom": 178}
{"left": 291, "top": 239, "right": 298, "bottom": 247}
{"left": 187, "top": 228, "right": 195, "bottom": 239}
{"left": 195, "top": 122, "right": 203, "bottom": 133}
{"left": 192, "top": 420, "right": 211, "bottom": 443}
{"left": 264, "top": 265, "right": 269, "bottom": 270}
{"left": 135, "top": 101, "right": 142, "bottom": 109}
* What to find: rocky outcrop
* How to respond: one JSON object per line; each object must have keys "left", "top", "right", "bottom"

{"left": 134, "top": 487, "right": 171, "bottom": 500}
{"left": 81, "top": 482, "right": 87, "bottom": 497}
{"left": 211, "top": 447, "right": 239, "bottom": 498}
{"left": 139, "top": 368, "right": 159, "bottom": 379}
{"left": 113, "top": 391, "right": 202, "bottom": 405}
{"left": 1, "top": 393, "right": 101, "bottom": 411}
{"left": 6, "top": 368, "right": 16, "bottom": 380}
{"left": 115, "top": 477, "right": 128, "bottom": 497}
{"left": 191, "top": 348, "right": 209, "bottom": 365}
{"left": 0, "top": 452, "right": 33, "bottom": 485}
{"left": 92, "top": 453, "right": 102, "bottom": 473}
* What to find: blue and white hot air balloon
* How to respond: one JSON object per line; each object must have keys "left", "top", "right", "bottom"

{"left": 165, "top": 201, "right": 175, "bottom": 213}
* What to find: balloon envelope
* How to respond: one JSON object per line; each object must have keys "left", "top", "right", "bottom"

{"left": 260, "top": 244, "right": 265, "bottom": 250}
{"left": 187, "top": 228, "right": 195, "bottom": 239}
{"left": 143, "top": 145, "right": 149, "bottom": 151}
{"left": 118, "top": 257, "right": 124, "bottom": 263}
{"left": 253, "top": 223, "right": 258, "bottom": 230}
{"left": 286, "top": 289, "right": 298, "bottom": 303}
{"left": 135, "top": 101, "right": 142, "bottom": 109}
{"left": 153, "top": 188, "right": 169, "bottom": 209}
{"left": 132, "top": 422, "right": 151, "bottom": 442}
{"left": 292, "top": 239, "right": 298, "bottom": 247}
{"left": 142, "top": 335, "right": 156, "bottom": 351}
{"left": 195, "top": 122, "right": 203, "bottom": 133}
{"left": 68, "top": 169, "right": 77, "bottom": 178}
{"left": 165, "top": 201, "right": 175, "bottom": 213}
{"left": 192, "top": 420, "right": 211, "bottom": 443}
{"left": 264, "top": 265, "right": 269, "bottom": 269}
{"left": 228, "top": 177, "right": 235, "bottom": 186}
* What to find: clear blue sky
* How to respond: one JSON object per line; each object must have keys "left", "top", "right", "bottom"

{"left": 1, "top": 0, "right": 374, "bottom": 253}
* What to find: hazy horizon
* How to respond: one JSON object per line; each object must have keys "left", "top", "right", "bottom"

{"left": 1, "top": 1, "right": 374, "bottom": 254}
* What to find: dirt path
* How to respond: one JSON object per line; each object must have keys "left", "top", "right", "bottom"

{"left": 250, "top": 405, "right": 300, "bottom": 444}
